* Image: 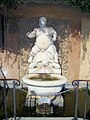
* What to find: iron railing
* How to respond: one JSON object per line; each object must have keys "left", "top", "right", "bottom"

{"left": 0, "top": 66, "right": 20, "bottom": 120}
{"left": 72, "top": 80, "right": 90, "bottom": 120}
{"left": 0, "top": 66, "right": 90, "bottom": 120}
{"left": 0, "top": 79, "right": 20, "bottom": 120}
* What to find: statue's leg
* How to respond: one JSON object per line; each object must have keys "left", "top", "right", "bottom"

{"left": 46, "top": 44, "right": 58, "bottom": 63}
{"left": 28, "top": 45, "right": 40, "bottom": 63}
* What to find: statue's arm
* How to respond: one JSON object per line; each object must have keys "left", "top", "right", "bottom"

{"left": 26, "top": 28, "right": 36, "bottom": 38}
{"left": 51, "top": 28, "right": 57, "bottom": 41}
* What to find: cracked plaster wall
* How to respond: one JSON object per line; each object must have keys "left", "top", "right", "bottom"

{"left": 0, "top": 4, "right": 89, "bottom": 82}
{"left": 80, "top": 19, "right": 90, "bottom": 79}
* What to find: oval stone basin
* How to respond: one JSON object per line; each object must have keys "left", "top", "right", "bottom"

{"left": 23, "top": 74, "right": 67, "bottom": 95}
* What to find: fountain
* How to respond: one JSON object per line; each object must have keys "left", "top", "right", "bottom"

{"left": 23, "top": 17, "right": 67, "bottom": 111}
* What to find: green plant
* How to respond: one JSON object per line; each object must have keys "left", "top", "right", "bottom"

{"left": 64, "top": 0, "right": 90, "bottom": 13}
{"left": 0, "top": 0, "right": 20, "bottom": 9}
{"left": 0, "top": 0, "right": 90, "bottom": 12}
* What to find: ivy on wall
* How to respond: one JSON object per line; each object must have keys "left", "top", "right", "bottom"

{"left": 0, "top": 0, "right": 19, "bottom": 9}
{"left": 64, "top": 0, "right": 90, "bottom": 13}
{"left": 0, "top": 0, "right": 90, "bottom": 13}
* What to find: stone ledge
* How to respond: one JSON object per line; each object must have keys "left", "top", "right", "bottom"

{"left": 4, "top": 117, "right": 84, "bottom": 120}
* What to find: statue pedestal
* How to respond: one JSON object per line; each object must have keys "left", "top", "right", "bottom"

{"left": 36, "top": 103, "right": 53, "bottom": 114}
{"left": 25, "top": 94, "right": 64, "bottom": 114}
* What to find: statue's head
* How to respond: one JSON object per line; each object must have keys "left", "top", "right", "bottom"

{"left": 39, "top": 17, "right": 47, "bottom": 28}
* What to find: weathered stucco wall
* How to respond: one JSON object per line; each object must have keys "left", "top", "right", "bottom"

{"left": 80, "top": 19, "right": 90, "bottom": 79}
{"left": 0, "top": 4, "right": 90, "bottom": 82}
{"left": 0, "top": 18, "right": 20, "bottom": 79}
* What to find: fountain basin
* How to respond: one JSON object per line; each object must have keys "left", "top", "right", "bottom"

{"left": 23, "top": 74, "right": 67, "bottom": 95}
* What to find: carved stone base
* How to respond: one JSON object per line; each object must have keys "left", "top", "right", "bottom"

{"left": 24, "top": 92, "right": 64, "bottom": 114}
{"left": 36, "top": 103, "right": 53, "bottom": 114}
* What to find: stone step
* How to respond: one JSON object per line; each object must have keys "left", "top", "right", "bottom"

{"left": 4, "top": 117, "right": 85, "bottom": 120}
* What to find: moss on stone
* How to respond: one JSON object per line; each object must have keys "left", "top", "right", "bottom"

{"left": 28, "top": 73, "right": 59, "bottom": 81}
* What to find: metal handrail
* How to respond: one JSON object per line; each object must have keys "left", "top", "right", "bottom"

{"left": 1, "top": 78, "right": 90, "bottom": 120}
{"left": 0, "top": 79, "right": 20, "bottom": 120}
{"left": 72, "top": 79, "right": 90, "bottom": 120}
{"left": 1, "top": 64, "right": 90, "bottom": 120}
{"left": 0, "top": 66, "right": 20, "bottom": 120}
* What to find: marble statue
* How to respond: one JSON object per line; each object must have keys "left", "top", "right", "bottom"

{"left": 26, "top": 17, "right": 61, "bottom": 75}
{"left": 23, "top": 17, "right": 67, "bottom": 109}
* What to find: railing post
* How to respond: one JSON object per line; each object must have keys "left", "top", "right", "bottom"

{"left": 72, "top": 81, "right": 79, "bottom": 120}
{"left": 84, "top": 81, "right": 88, "bottom": 120}
{"left": 13, "top": 81, "right": 16, "bottom": 120}
{"left": 4, "top": 80, "right": 8, "bottom": 120}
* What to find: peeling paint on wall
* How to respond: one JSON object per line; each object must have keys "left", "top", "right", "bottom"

{"left": 80, "top": 19, "right": 90, "bottom": 79}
